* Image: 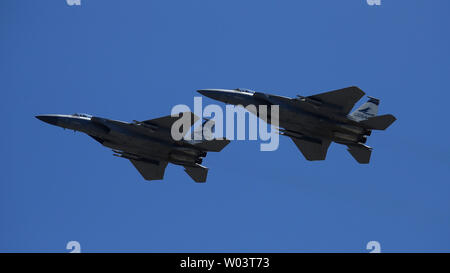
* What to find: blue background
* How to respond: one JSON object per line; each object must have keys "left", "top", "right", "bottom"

{"left": 1, "top": 0, "right": 449, "bottom": 252}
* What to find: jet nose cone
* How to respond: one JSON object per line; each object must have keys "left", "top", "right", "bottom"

{"left": 197, "top": 89, "right": 228, "bottom": 101}
{"left": 35, "top": 115, "right": 60, "bottom": 126}
{"left": 197, "top": 89, "right": 214, "bottom": 96}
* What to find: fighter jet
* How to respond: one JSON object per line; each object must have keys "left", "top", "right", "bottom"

{"left": 197, "top": 86, "right": 396, "bottom": 163}
{"left": 36, "top": 112, "right": 230, "bottom": 182}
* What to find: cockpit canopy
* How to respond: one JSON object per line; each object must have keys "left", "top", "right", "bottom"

{"left": 234, "top": 88, "right": 255, "bottom": 93}
{"left": 72, "top": 113, "right": 92, "bottom": 118}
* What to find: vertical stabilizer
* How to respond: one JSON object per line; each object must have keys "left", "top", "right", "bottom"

{"left": 348, "top": 96, "right": 379, "bottom": 121}
{"left": 185, "top": 118, "right": 231, "bottom": 152}
{"left": 186, "top": 118, "right": 215, "bottom": 142}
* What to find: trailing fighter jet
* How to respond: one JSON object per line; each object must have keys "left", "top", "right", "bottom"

{"left": 198, "top": 86, "right": 396, "bottom": 163}
{"left": 36, "top": 112, "right": 229, "bottom": 182}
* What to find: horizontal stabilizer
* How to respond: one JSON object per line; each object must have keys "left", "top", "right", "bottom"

{"left": 359, "top": 114, "right": 396, "bottom": 130}
{"left": 184, "top": 164, "right": 208, "bottom": 183}
{"left": 347, "top": 144, "right": 372, "bottom": 164}
{"left": 193, "top": 139, "right": 231, "bottom": 152}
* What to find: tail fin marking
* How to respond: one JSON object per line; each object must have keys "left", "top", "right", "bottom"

{"left": 349, "top": 96, "right": 379, "bottom": 121}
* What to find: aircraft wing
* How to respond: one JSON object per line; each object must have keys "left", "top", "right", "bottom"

{"left": 136, "top": 111, "right": 200, "bottom": 139}
{"left": 129, "top": 159, "right": 168, "bottom": 181}
{"left": 141, "top": 112, "right": 199, "bottom": 130}
{"left": 290, "top": 137, "right": 331, "bottom": 161}
{"left": 307, "top": 86, "right": 365, "bottom": 114}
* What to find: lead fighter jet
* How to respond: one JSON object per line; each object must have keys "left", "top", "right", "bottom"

{"left": 36, "top": 112, "right": 229, "bottom": 182}
{"left": 198, "top": 86, "right": 396, "bottom": 163}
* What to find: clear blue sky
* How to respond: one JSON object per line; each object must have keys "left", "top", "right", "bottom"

{"left": 1, "top": 0, "right": 449, "bottom": 252}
